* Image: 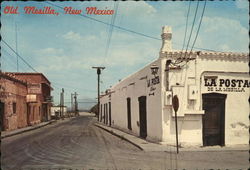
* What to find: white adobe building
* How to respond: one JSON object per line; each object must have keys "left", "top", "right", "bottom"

{"left": 99, "top": 26, "right": 249, "bottom": 147}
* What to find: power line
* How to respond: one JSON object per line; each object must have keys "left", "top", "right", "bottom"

{"left": 45, "top": 2, "right": 218, "bottom": 52}
{"left": 183, "top": 0, "right": 200, "bottom": 59}
{"left": 190, "top": 0, "right": 207, "bottom": 53}
{"left": 182, "top": 1, "right": 192, "bottom": 51}
{"left": 104, "top": 1, "right": 119, "bottom": 65}
{"left": 52, "top": 81, "right": 97, "bottom": 93}
{"left": 45, "top": 1, "right": 161, "bottom": 41}
{"left": 2, "top": 48, "right": 30, "bottom": 71}
{"left": 1, "top": 53, "right": 18, "bottom": 70}
{"left": 2, "top": 39, "right": 38, "bottom": 72}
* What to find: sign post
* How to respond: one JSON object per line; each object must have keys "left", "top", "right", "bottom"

{"left": 172, "top": 95, "right": 179, "bottom": 154}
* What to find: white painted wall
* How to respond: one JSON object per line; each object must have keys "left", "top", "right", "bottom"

{"left": 100, "top": 26, "right": 249, "bottom": 147}
{"left": 51, "top": 106, "right": 67, "bottom": 116}
{"left": 161, "top": 52, "right": 249, "bottom": 146}
{"left": 100, "top": 59, "right": 164, "bottom": 142}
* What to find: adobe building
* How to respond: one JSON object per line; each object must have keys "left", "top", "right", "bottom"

{"left": 99, "top": 26, "right": 249, "bottom": 147}
{"left": 12, "top": 72, "right": 53, "bottom": 124}
{"left": 0, "top": 72, "right": 28, "bottom": 131}
{"left": 0, "top": 72, "right": 53, "bottom": 131}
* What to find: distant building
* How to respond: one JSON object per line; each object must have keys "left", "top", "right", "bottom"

{"left": 0, "top": 72, "right": 53, "bottom": 131}
{"left": 100, "top": 26, "right": 249, "bottom": 147}
{"left": 51, "top": 105, "right": 67, "bottom": 119}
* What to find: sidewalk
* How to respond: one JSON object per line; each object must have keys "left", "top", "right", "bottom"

{"left": 95, "top": 123, "right": 249, "bottom": 152}
{"left": 1, "top": 119, "right": 57, "bottom": 139}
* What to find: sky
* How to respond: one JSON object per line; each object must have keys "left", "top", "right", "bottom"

{"left": 1, "top": 1, "right": 249, "bottom": 110}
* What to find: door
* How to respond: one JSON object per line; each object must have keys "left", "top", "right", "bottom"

{"left": 106, "top": 103, "right": 108, "bottom": 125}
{"left": 103, "top": 104, "right": 106, "bottom": 124}
{"left": 109, "top": 102, "right": 111, "bottom": 126}
{"left": 27, "top": 103, "right": 31, "bottom": 125}
{"left": 202, "top": 93, "right": 226, "bottom": 146}
{"left": 100, "top": 104, "right": 103, "bottom": 122}
{"left": 0, "top": 102, "right": 4, "bottom": 131}
{"left": 138, "top": 96, "right": 147, "bottom": 139}
{"left": 127, "top": 98, "right": 132, "bottom": 130}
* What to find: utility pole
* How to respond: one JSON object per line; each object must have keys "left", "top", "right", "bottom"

{"left": 74, "top": 92, "right": 78, "bottom": 116}
{"left": 71, "top": 93, "right": 73, "bottom": 117}
{"left": 15, "top": 22, "right": 19, "bottom": 72}
{"left": 62, "top": 88, "right": 64, "bottom": 117}
{"left": 59, "top": 92, "right": 62, "bottom": 119}
{"left": 92, "top": 66, "right": 105, "bottom": 121}
{"left": 60, "top": 88, "right": 64, "bottom": 119}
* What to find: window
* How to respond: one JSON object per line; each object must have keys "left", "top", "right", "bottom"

{"left": 13, "top": 102, "right": 16, "bottom": 114}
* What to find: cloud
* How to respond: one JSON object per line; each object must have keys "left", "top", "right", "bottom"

{"left": 201, "top": 16, "right": 248, "bottom": 52}
{"left": 118, "top": 1, "right": 156, "bottom": 17}
{"left": 38, "top": 48, "right": 64, "bottom": 56}
{"left": 235, "top": 0, "right": 249, "bottom": 10}
{"left": 62, "top": 31, "right": 82, "bottom": 41}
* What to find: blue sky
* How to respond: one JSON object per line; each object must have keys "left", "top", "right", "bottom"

{"left": 1, "top": 1, "right": 249, "bottom": 109}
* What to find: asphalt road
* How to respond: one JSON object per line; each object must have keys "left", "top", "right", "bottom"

{"left": 1, "top": 113, "right": 248, "bottom": 170}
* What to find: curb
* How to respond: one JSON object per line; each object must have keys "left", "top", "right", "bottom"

{"left": 1, "top": 120, "right": 57, "bottom": 139}
{"left": 94, "top": 123, "right": 144, "bottom": 151}
{"left": 94, "top": 123, "right": 249, "bottom": 152}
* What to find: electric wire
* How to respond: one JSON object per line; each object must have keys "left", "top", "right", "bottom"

{"left": 183, "top": 1, "right": 200, "bottom": 59}
{"left": 190, "top": 0, "right": 207, "bottom": 53}
{"left": 45, "top": 1, "right": 217, "bottom": 52}
{"left": 181, "top": 1, "right": 192, "bottom": 52}
{"left": 104, "top": 2, "right": 119, "bottom": 64}
{"left": 2, "top": 48, "right": 29, "bottom": 72}
{"left": 2, "top": 39, "right": 38, "bottom": 72}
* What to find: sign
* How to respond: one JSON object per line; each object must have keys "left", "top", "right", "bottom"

{"left": 45, "top": 96, "right": 53, "bottom": 102}
{"left": 28, "top": 83, "right": 41, "bottom": 94}
{"left": 172, "top": 95, "right": 179, "bottom": 112}
{"left": 26, "top": 94, "right": 37, "bottom": 103}
{"left": 204, "top": 77, "right": 250, "bottom": 92}
{"left": 172, "top": 94, "right": 179, "bottom": 154}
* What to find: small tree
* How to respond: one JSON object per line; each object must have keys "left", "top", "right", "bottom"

{"left": 90, "top": 104, "right": 98, "bottom": 115}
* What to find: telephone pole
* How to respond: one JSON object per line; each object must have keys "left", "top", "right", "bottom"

{"left": 60, "top": 88, "right": 64, "bottom": 119}
{"left": 15, "top": 22, "right": 19, "bottom": 72}
{"left": 92, "top": 66, "right": 105, "bottom": 121}
{"left": 71, "top": 93, "right": 73, "bottom": 117}
{"left": 74, "top": 92, "right": 78, "bottom": 116}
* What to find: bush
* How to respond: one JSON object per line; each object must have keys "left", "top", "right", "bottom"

{"left": 90, "top": 104, "right": 98, "bottom": 114}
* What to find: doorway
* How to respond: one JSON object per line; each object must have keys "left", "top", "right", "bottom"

{"left": 0, "top": 102, "right": 4, "bottom": 131}
{"left": 109, "top": 102, "right": 111, "bottom": 126}
{"left": 138, "top": 96, "right": 147, "bottom": 139}
{"left": 127, "top": 98, "right": 132, "bottom": 130}
{"left": 202, "top": 93, "right": 226, "bottom": 146}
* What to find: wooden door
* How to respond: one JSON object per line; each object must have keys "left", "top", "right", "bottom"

{"left": 0, "top": 102, "right": 4, "bottom": 130}
{"left": 127, "top": 98, "right": 132, "bottom": 130}
{"left": 138, "top": 96, "right": 147, "bottom": 139}
{"left": 202, "top": 93, "right": 226, "bottom": 146}
{"left": 109, "top": 102, "right": 111, "bottom": 126}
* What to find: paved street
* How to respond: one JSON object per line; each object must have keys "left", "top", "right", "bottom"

{"left": 1, "top": 113, "right": 248, "bottom": 170}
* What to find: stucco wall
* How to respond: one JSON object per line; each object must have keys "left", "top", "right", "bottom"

{"left": 0, "top": 77, "right": 28, "bottom": 131}
{"left": 197, "top": 54, "right": 249, "bottom": 146}
{"left": 100, "top": 59, "right": 164, "bottom": 142}
{"left": 161, "top": 52, "right": 249, "bottom": 146}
